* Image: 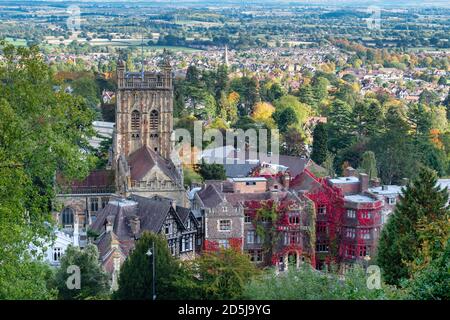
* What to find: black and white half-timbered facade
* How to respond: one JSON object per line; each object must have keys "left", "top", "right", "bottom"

{"left": 91, "top": 194, "right": 199, "bottom": 281}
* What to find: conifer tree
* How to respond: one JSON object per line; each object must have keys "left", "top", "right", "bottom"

{"left": 311, "top": 123, "right": 328, "bottom": 165}
{"left": 114, "top": 232, "right": 183, "bottom": 300}
{"left": 360, "top": 151, "right": 377, "bottom": 180}
{"left": 377, "top": 166, "right": 450, "bottom": 286}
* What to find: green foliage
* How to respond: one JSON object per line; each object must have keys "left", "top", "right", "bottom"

{"left": 183, "top": 166, "right": 204, "bottom": 187}
{"left": 244, "top": 264, "right": 401, "bottom": 300}
{"left": 0, "top": 42, "right": 96, "bottom": 299}
{"left": 274, "top": 95, "right": 310, "bottom": 131}
{"left": 311, "top": 123, "right": 328, "bottom": 165}
{"left": 114, "top": 232, "right": 184, "bottom": 300}
{"left": 52, "top": 244, "right": 109, "bottom": 300}
{"left": 359, "top": 151, "right": 377, "bottom": 180}
{"left": 272, "top": 107, "right": 297, "bottom": 134}
{"left": 182, "top": 249, "right": 259, "bottom": 300}
{"left": 327, "top": 99, "right": 354, "bottom": 152}
{"left": 377, "top": 166, "right": 450, "bottom": 286}
{"left": 404, "top": 239, "right": 450, "bottom": 300}
{"left": 198, "top": 161, "right": 227, "bottom": 181}
{"left": 0, "top": 260, "right": 57, "bottom": 300}
{"left": 371, "top": 106, "right": 419, "bottom": 184}
{"left": 229, "top": 76, "right": 260, "bottom": 114}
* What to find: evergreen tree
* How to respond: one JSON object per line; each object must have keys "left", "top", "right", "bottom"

{"left": 372, "top": 106, "right": 419, "bottom": 184}
{"left": 53, "top": 244, "right": 109, "bottom": 300}
{"left": 185, "top": 65, "right": 200, "bottom": 85}
{"left": 327, "top": 99, "right": 354, "bottom": 152}
{"left": 360, "top": 151, "right": 377, "bottom": 180}
{"left": 272, "top": 107, "right": 297, "bottom": 134}
{"left": 298, "top": 84, "right": 316, "bottom": 107}
{"left": 114, "top": 232, "right": 183, "bottom": 300}
{"left": 198, "top": 160, "right": 227, "bottom": 181}
{"left": 311, "top": 123, "right": 328, "bottom": 165}
{"left": 377, "top": 166, "right": 450, "bottom": 286}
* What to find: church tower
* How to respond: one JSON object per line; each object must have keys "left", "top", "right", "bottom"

{"left": 114, "top": 56, "right": 173, "bottom": 163}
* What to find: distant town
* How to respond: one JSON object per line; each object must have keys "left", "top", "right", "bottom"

{"left": 0, "top": 0, "right": 449, "bottom": 302}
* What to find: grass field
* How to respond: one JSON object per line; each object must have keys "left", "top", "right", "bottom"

{"left": 3, "top": 37, "right": 27, "bottom": 46}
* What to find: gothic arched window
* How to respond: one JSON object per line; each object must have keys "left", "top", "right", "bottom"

{"left": 131, "top": 110, "right": 140, "bottom": 131}
{"left": 61, "top": 207, "right": 74, "bottom": 227}
{"left": 150, "top": 110, "right": 159, "bottom": 130}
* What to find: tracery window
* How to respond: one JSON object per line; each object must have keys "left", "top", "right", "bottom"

{"left": 61, "top": 207, "right": 74, "bottom": 227}
{"left": 131, "top": 110, "right": 140, "bottom": 131}
{"left": 150, "top": 110, "right": 159, "bottom": 130}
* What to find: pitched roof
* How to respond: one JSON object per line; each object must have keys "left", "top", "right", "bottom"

{"left": 290, "top": 169, "right": 323, "bottom": 192}
{"left": 128, "top": 146, "right": 181, "bottom": 183}
{"left": 56, "top": 170, "right": 115, "bottom": 193}
{"left": 197, "top": 184, "right": 224, "bottom": 208}
{"left": 92, "top": 194, "right": 190, "bottom": 240}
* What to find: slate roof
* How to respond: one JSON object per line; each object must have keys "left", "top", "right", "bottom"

{"left": 196, "top": 184, "right": 224, "bottom": 208}
{"left": 224, "top": 163, "right": 257, "bottom": 178}
{"left": 92, "top": 194, "right": 194, "bottom": 260}
{"left": 92, "top": 194, "right": 189, "bottom": 238}
{"left": 128, "top": 145, "right": 181, "bottom": 183}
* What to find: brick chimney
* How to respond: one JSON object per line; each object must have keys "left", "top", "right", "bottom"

{"left": 281, "top": 172, "right": 291, "bottom": 190}
{"left": 370, "top": 177, "right": 381, "bottom": 188}
{"left": 344, "top": 166, "right": 356, "bottom": 177}
{"left": 359, "top": 173, "right": 369, "bottom": 193}
{"left": 129, "top": 216, "right": 140, "bottom": 236}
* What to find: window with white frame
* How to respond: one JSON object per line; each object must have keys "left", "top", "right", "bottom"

{"left": 218, "top": 239, "right": 229, "bottom": 249}
{"left": 359, "top": 228, "right": 371, "bottom": 240}
{"left": 246, "top": 231, "right": 255, "bottom": 244}
{"left": 316, "top": 242, "right": 329, "bottom": 252}
{"left": 318, "top": 205, "right": 327, "bottom": 215}
{"left": 218, "top": 219, "right": 231, "bottom": 231}
{"left": 53, "top": 247, "right": 62, "bottom": 262}
{"left": 222, "top": 206, "right": 228, "bottom": 212}
{"left": 346, "top": 245, "right": 356, "bottom": 258}
{"left": 165, "top": 222, "right": 172, "bottom": 235}
{"left": 361, "top": 212, "right": 372, "bottom": 219}
{"left": 244, "top": 214, "right": 252, "bottom": 223}
{"left": 347, "top": 209, "right": 356, "bottom": 218}
{"left": 387, "top": 197, "right": 396, "bottom": 205}
{"left": 346, "top": 227, "right": 356, "bottom": 238}
{"left": 290, "top": 232, "right": 301, "bottom": 244}
{"left": 359, "top": 245, "right": 370, "bottom": 257}
{"left": 289, "top": 215, "right": 300, "bottom": 225}
{"left": 248, "top": 249, "right": 263, "bottom": 262}
{"left": 182, "top": 236, "right": 192, "bottom": 252}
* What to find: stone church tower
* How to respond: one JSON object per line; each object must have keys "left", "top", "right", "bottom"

{"left": 112, "top": 56, "right": 188, "bottom": 207}
{"left": 114, "top": 57, "right": 173, "bottom": 162}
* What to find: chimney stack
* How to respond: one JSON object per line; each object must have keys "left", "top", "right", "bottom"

{"left": 359, "top": 173, "right": 369, "bottom": 193}
{"left": 171, "top": 200, "right": 177, "bottom": 210}
{"left": 344, "top": 167, "right": 356, "bottom": 177}
{"left": 370, "top": 177, "right": 381, "bottom": 188}
{"left": 129, "top": 216, "right": 140, "bottom": 236}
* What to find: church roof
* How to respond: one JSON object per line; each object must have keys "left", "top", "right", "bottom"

{"left": 128, "top": 146, "right": 181, "bottom": 183}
